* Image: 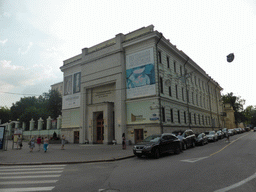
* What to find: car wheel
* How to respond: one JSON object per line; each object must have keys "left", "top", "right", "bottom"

{"left": 192, "top": 141, "right": 195, "bottom": 148}
{"left": 202, "top": 141, "right": 204, "bottom": 146}
{"left": 174, "top": 147, "right": 181, "bottom": 154}
{"left": 154, "top": 148, "right": 160, "bottom": 159}
{"left": 136, "top": 154, "right": 142, "bottom": 158}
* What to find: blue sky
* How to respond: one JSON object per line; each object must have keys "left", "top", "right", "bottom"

{"left": 0, "top": 0, "right": 256, "bottom": 108}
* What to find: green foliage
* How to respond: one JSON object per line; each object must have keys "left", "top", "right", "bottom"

{"left": 10, "top": 89, "right": 62, "bottom": 128}
{"left": 0, "top": 106, "right": 11, "bottom": 124}
{"left": 244, "top": 105, "right": 256, "bottom": 127}
{"left": 221, "top": 92, "right": 245, "bottom": 124}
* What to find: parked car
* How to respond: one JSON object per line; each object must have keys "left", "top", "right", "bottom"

{"left": 235, "top": 128, "right": 241, "bottom": 134}
{"left": 216, "top": 130, "right": 224, "bottom": 140}
{"left": 172, "top": 129, "right": 196, "bottom": 149}
{"left": 205, "top": 131, "right": 218, "bottom": 142}
{"left": 254, "top": 127, "right": 256, "bottom": 132}
{"left": 195, "top": 133, "right": 208, "bottom": 146}
{"left": 228, "top": 129, "right": 234, "bottom": 136}
{"left": 133, "top": 133, "right": 182, "bottom": 159}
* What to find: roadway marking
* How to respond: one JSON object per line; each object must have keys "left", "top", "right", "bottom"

{"left": 0, "top": 187, "right": 55, "bottom": 192}
{"left": 181, "top": 133, "right": 250, "bottom": 163}
{"left": 210, "top": 133, "right": 249, "bottom": 157}
{"left": 181, "top": 156, "right": 209, "bottom": 163}
{"left": 214, "top": 172, "right": 256, "bottom": 192}
{"left": 0, "top": 175, "right": 61, "bottom": 179}
{"left": 0, "top": 180, "right": 58, "bottom": 185}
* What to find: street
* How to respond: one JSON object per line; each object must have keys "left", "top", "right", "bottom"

{"left": 1, "top": 131, "right": 256, "bottom": 192}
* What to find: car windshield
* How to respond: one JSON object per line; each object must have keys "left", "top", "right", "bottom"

{"left": 143, "top": 135, "right": 161, "bottom": 143}
{"left": 209, "top": 131, "right": 215, "bottom": 135}
{"left": 197, "top": 134, "right": 202, "bottom": 138}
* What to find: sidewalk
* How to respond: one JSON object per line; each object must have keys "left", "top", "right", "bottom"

{"left": 0, "top": 140, "right": 135, "bottom": 166}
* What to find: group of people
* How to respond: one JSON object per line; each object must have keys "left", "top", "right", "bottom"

{"left": 28, "top": 136, "right": 49, "bottom": 152}
{"left": 16, "top": 135, "right": 66, "bottom": 152}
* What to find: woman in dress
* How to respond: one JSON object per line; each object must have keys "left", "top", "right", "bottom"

{"left": 122, "top": 133, "right": 126, "bottom": 150}
{"left": 61, "top": 135, "right": 65, "bottom": 150}
{"left": 29, "top": 136, "right": 35, "bottom": 152}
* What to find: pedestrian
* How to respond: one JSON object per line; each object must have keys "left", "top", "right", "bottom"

{"left": 226, "top": 131, "right": 230, "bottom": 143}
{"left": 43, "top": 137, "right": 49, "bottom": 152}
{"left": 37, "top": 136, "right": 42, "bottom": 151}
{"left": 122, "top": 133, "right": 126, "bottom": 150}
{"left": 17, "top": 135, "right": 22, "bottom": 150}
{"left": 29, "top": 136, "right": 35, "bottom": 152}
{"left": 61, "top": 135, "right": 65, "bottom": 150}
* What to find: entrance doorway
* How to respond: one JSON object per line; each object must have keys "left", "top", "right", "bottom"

{"left": 134, "top": 129, "right": 144, "bottom": 144}
{"left": 96, "top": 113, "right": 104, "bottom": 144}
{"left": 74, "top": 131, "right": 79, "bottom": 144}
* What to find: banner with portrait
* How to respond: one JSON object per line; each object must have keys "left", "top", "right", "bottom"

{"left": 126, "top": 48, "right": 156, "bottom": 99}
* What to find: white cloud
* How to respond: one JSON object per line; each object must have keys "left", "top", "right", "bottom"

{"left": 18, "top": 42, "right": 33, "bottom": 55}
{"left": 0, "top": 60, "right": 57, "bottom": 88}
{"left": 0, "top": 39, "right": 8, "bottom": 46}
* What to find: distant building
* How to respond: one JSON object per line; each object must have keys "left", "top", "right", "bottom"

{"left": 51, "top": 82, "right": 63, "bottom": 97}
{"left": 60, "top": 25, "right": 223, "bottom": 144}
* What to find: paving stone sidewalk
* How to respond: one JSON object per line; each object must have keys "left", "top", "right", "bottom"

{"left": 0, "top": 140, "right": 135, "bottom": 166}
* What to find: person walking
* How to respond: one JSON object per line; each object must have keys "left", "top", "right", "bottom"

{"left": 43, "top": 137, "right": 49, "bottom": 152}
{"left": 61, "top": 135, "right": 65, "bottom": 150}
{"left": 29, "top": 136, "right": 35, "bottom": 152}
{"left": 226, "top": 131, "right": 230, "bottom": 143}
{"left": 17, "top": 135, "right": 22, "bottom": 150}
{"left": 122, "top": 133, "right": 126, "bottom": 150}
{"left": 37, "top": 136, "right": 42, "bottom": 151}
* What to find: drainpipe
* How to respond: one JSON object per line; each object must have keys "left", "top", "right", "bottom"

{"left": 207, "top": 78, "right": 213, "bottom": 130}
{"left": 183, "top": 57, "right": 191, "bottom": 129}
{"left": 156, "top": 33, "right": 163, "bottom": 133}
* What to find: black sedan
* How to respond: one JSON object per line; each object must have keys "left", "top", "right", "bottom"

{"left": 195, "top": 133, "right": 208, "bottom": 146}
{"left": 133, "top": 133, "right": 182, "bottom": 159}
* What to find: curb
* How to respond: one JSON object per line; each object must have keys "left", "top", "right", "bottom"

{"left": 0, "top": 155, "right": 136, "bottom": 166}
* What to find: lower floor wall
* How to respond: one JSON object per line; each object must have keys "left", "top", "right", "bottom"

{"left": 23, "top": 129, "right": 61, "bottom": 140}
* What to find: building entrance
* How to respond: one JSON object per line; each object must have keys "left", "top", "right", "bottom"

{"left": 134, "top": 129, "right": 144, "bottom": 144}
{"left": 96, "top": 113, "right": 104, "bottom": 144}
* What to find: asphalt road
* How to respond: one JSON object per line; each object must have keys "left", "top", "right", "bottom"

{"left": 1, "top": 131, "right": 256, "bottom": 192}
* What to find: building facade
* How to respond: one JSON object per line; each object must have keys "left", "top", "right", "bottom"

{"left": 60, "top": 25, "right": 223, "bottom": 144}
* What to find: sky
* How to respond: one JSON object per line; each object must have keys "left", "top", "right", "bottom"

{"left": 0, "top": 0, "right": 255, "bottom": 109}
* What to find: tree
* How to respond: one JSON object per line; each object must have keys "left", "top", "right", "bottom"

{"left": 44, "top": 89, "right": 62, "bottom": 119}
{"left": 221, "top": 92, "right": 245, "bottom": 125}
{"left": 0, "top": 106, "right": 11, "bottom": 124}
{"left": 244, "top": 105, "right": 256, "bottom": 127}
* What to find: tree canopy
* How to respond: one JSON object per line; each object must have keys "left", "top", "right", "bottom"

{"left": 8, "top": 89, "right": 62, "bottom": 129}
{"left": 221, "top": 92, "right": 245, "bottom": 124}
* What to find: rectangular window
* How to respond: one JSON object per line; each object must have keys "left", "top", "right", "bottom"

{"left": 175, "top": 85, "right": 178, "bottom": 99}
{"left": 195, "top": 76, "right": 197, "bottom": 85}
{"left": 180, "top": 66, "right": 182, "bottom": 76}
{"left": 198, "top": 114, "right": 200, "bottom": 125}
{"left": 187, "top": 90, "right": 190, "bottom": 103}
{"left": 158, "top": 51, "right": 162, "bottom": 63}
{"left": 205, "top": 116, "right": 207, "bottom": 125}
{"left": 170, "top": 109, "right": 174, "bottom": 123}
{"left": 184, "top": 111, "right": 187, "bottom": 124}
{"left": 202, "top": 115, "right": 204, "bottom": 125}
{"left": 160, "top": 77, "right": 163, "bottom": 94}
{"left": 196, "top": 94, "right": 198, "bottom": 106}
{"left": 182, "top": 88, "right": 184, "bottom": 101}
{"left": 200, "top": 96, "right": 202, "bottom": 106}
{"left": 169, "top": 86, "right": 172, "bottom": 96}
{"left": 194, "top": 114, "right": 197, "bottom": 124}
{"left": 162, "top": 107, "right": 165, "bottom": 122}
{"left": 174, "top": 61, "right": 176, "bottom": 73}
{"left": 178, "top": 110, "right": 180, "bottom": 123}
{"left": 192, "top": 92, "right": 194, "bottom": 104}
{"left": 167, "top": 56, "right": 170, "bottom": 68}
{"left": 189, "top": 113, "right": 192, "bottom": 124}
